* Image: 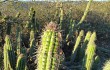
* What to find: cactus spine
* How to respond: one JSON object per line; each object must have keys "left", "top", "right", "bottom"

{"left": 83, "top": 31, "right": 96, "bottom": 70}
{"left": 16, "top": 54, "right": 26, "bottom": 70}
{"left": 37, "top": 22, "right": 61, "bottom": 70}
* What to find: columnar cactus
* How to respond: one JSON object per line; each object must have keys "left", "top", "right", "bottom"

{"left": 83, "top": 31, "right": 96, "bottom": 70}
{"left": 71, "top": 30, "right": 84, "bottom": 62}
{"left": 103, "top": 60, "right": 110, "bottom": 70}
{"left": 79, "top": 31, "right": 92, "bottom": 59}
{"left": 3, "top": 35, "right": 16, "bottom": 70}
{"left": 16, "top": 25, "right": 21, "bottom": 56}
{"left": 37, "top": 22, "right": 62, "bottom": 70}
{"left": 29, "top": 30, "right": 35, "bottom": 56}
{"left": 28, "top": 7, "right": 36, "bottom": 31}
{"left": 66, "top": 20, "right": 75, "bottom": 42}
{"left": 77, "top": 0, "right": 93, "bottom": 25}
{"left": 16, "top": 54, "right": 26, "bottom": 70}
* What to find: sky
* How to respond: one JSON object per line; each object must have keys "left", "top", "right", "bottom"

{"left": 18, "top": 0, "right": 109, "bottom": 1}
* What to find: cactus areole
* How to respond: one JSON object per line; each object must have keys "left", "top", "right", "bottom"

{"left": 37, "top": 22, "right": 62, "bottom": 70}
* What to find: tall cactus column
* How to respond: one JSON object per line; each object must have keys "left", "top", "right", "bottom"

{"left": 37, "top": 22, "right": 62, "bottom": 70}
{"left": 3, "top": 35, "right": 16, "bottom": 70}
{"left": 83, "top": 32, "right": 97, "bottom": 70}
{"left": 16, "top": 54, "right": 26, "bottom": 70}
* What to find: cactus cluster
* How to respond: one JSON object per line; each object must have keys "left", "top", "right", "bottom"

{"left": 0, "top": 1, "right": 109, "bottom": 70}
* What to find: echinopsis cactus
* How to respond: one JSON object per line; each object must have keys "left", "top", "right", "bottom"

{"left": 79, "top": 31, "right": 92, "bottom": 59}
{"left": 16, "top": 25, "right": 21, "bottom": 56}
{"left": 3, "top": 35, "right": 16, "bottom": 70}
{"left": 71, "top": 30, "right": 84, "bottom": 62}
{"left": 36, "top": 22, "right": 62, "bottom": 70}
{"left": 28, "top": 7, "right": 36, "bottom": 31}
{"left": 16, "top": 54, "right": 26, "bottom": 70}
{"left": 83, "top": 31, "right": 97, "bottom": 70}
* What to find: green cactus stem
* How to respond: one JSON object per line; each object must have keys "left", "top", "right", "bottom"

{"left": 83, "top": 31, "right": 97, "bottom": 70}
{"left": 79, "top": 31, "right": 92, "bottom": 60}
{"left": 29, "top": 30, "right": 35, "bottom": 56}
{"left": 66, "top": 20, "right": 75, "bottom": 42}
{"left": 77, "top": 0, "right": 93, "bottom": 26}
{"left": 37, "top": 22, "right": 62, "bottom": 70}
{"left": 16, "top": 54, "right": 26, "bottom": 70}
{"left": 28, "top": 7, "right": 36, "bottom": 31}
{"left": 16, "top": 24, "right": 21, "bottom": 56}
{"left": 3, "top": 35, "right": 16, "bottom": 70}
{"left": 71, "top": 30, "right": 84, "bottom": 62}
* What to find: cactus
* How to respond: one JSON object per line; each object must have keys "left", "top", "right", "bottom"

{"left": 103, "top": 60, "right": 110, "bottom": 70}
{"left": 71, "top": 30, "right": 84, "bottom": 62}
{"left": 3, "top": 35, "right": 16, "bottom": 70}
{"left": 16, "top": 24, "right": 22, "bottom": 56}
{"left": 37, "top": 22, "right": 62, "bottom": 70}
{"left": 79, "top": 31, "right": 92, "bottom": 60}
{"left": 83, "top": 31, "right": 97, "bottom": 70}
{"left": 29, "top": 30, "right": 35, "bottom": 56}
{"left": 77, "top": 0, "right": 93, "bottom": 25}
{"left": 28, "top": 7, "right": 36, "bottom": 31}
{"left": 16, "top": 54, "right": 26, "bottom": 70}
{"left": 66, "top": 20, "right": 75, "bottom": 42}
